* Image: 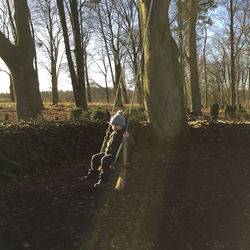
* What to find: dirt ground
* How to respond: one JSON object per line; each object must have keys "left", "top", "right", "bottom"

{"left": 0, "top": 121, "right": 250, "bottom": 250}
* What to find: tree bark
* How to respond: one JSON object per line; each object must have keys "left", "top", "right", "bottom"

{"left": 9, "top": 74, "right": 15, "bottom": 102}
{"left": 114, "top": 57, "right": 123, "bottom": 106}
{"left": 70, "top": 0, "right": 87, "bottom": 109}
{"left": 187, "top": 0, "right": 202, "bottom": 115}
{"left": 248, "top": 67, "right": 250, "bottom": 108}
{"left": 138, "top": 0, "right": 188, "bottom": 143}
{"left": 0, "top": 0, "right": 43, "bottom": 120}
{"left": 177, "top": 0, "right": 187, "bottom": 107}
{"left": 84, "top": 50, "right": 92, "bottom": 103}
{"left": 47, "top": 0, "right": 59, "bottom": 105}
{"left": 203, "top": 23, "right": 208, "bottom": 108}
{"left": 51, "top": 57, "right": 59, "bottom": 105}
{"left": 230, "top": 0, "right": 236, "bottom": 107}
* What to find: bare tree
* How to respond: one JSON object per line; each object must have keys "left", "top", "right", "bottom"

{"left": 79, "top": 0, "right": 95, "bottom": 103}
{"left": 91, "top": 46, "right": 111, "bottom": 103}
{"left": 94, "top": 0, "right": 127, "bottom": 106}
{"left": 0, "top": 0, "right": 16, "bottom": 101}
{"left": 0, "top": 0, "right": 43, "bottom": 120}
{"left": 57, "top": 0, "right": 87, "bottom": 109}
{"left": 207, "top": 0, "right": 249, "bottom": 107}
{"left": 113, "top": 0, "right": 142, "bottom": 105}
{"left": 31, "top": 0, "right": 63, "bottom": 105}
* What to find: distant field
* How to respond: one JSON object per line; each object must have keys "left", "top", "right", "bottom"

{"left": 0, "top": 101, "right": 132, "bottom": 122}
{"left": 1, "top": 98, "right": 248, "bottom": 123}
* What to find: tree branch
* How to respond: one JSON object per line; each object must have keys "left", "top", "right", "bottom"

{"left": 0, "top": 31, "right": 18, "bottom": 66}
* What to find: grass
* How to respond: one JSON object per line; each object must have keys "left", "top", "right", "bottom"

{"left": 0, "top": 101, "right": 133, "bottom": 122}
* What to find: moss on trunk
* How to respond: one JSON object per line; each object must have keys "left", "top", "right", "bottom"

{"left": 138, "top": 0, "right": 188, "bottom": 144}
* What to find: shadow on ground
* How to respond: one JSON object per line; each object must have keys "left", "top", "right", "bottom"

{"left": 1, "top": 122, "right": 250, "bottom": 250}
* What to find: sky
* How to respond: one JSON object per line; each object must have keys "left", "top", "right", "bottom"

{"left": 0, "top": 57, "right": 105, "bottom": 94}
{"left": 0, "top": 37, "right": 111, "bottom": 94}
{"left": 0, "top": 59, "right": 11, "bottom": 93}
{"left": 0, "top": 58, "right": 81, "bottom": 94}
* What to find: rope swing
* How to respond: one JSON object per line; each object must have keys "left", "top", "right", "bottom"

{"left": 101, "top": 0, "right": 155, "bottom": 191}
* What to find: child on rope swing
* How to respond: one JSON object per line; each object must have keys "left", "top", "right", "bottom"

{"left": 82, "top": 110, "right": 129, "bottom": 188}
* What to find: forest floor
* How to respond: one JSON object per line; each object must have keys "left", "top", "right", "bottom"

{"left": 1, "top": 103, "right": 250, "bottom": 250}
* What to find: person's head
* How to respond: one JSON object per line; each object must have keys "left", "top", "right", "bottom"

{"left": 110, "top": 110, "right": 126, "bottom": 131}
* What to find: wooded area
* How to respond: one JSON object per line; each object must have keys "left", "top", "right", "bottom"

{"left": 0, "top": 1, "right": 250, "bottom": 249}
{"left": 0, "top": 1, "right": 249, "bottom": 126}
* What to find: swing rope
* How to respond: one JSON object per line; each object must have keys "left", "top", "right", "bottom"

{"left": 107, "top": 0, "right": 139, "bottom": 133}
{"left": 113, "top": 0, "right": 155, "bottom": 165}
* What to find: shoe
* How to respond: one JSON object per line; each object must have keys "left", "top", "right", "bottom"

{"left": 94, "top": 179, "right": 110, "bottom": 188}
{"left": 79, "top": 175, "right": 99, "bottom": 183}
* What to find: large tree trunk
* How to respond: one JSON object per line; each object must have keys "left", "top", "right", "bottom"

{"left": 0, "top": 0, "right": 43, "bottom": 120}
{"left": 187, "top": 0, "right": 201, "bottom": 115}
{"left": 138, "top": 0, "right": 188, "bottom": 143}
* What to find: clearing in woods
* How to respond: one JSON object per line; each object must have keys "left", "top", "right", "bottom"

{"left": 0, "top": 103, "right": 250, "bottom": 249}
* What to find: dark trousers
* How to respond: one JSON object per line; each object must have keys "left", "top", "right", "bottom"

{"left": 88, "top": 153, "right": 114, "bottom": 181}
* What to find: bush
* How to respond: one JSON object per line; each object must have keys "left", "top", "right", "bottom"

{"left": 80, "top": 111, "right": 91, "bottom": 120}
{"left": 237, "top": 104, "right": 242, "bottom": 109}
{"left": 224, "top": 105, "right": 236, "bottom": 120}
{"left": 0, "top": 120, "right": 107, "bottom": 179}
{"left": 123, "top": 107, "right": 147, "bottom": 122}
{"left": 210, "top": 103, "right": 219, "bottom": 121}
{"left": 236, "top": 108, "right": 249, "bottom": 121}
{"left": 69, "top": 108, "right": 84, "bottom": 120}
{"left": 89, "top": 107, "right": 110, "bottom": 121}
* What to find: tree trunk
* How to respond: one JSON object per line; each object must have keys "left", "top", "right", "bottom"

{"left": 121, "top": 75, "right": 129, "bottom": 104}
{"left": 0, "top": 0, "right": 43, "bottom": 120}
{"left": 9, "top": 74, "right": 15, "bottom": 102}
{"left": 51, "top": 58, "right": 58, "bottom": 105}
{"left": 104, "top": 73, "right": 109, "bottom": 103}
{"left": 114, "top": 56, "right": 123, "bottom": 106}
{"left": 57, "top": 0, "right": 87, "bottom": 110}
{"left": 84, "top": 50, "right": 92, "bottom": 103}
{"left": 203, "top": 23, "right": 208, "bottom": 108}
{"left": 138, "top": 0, "right": 188, "bottom": 143}
{"left": 248, "top": 67, "right": 250, "bottom": 108}
{"left": 134, "top": 61, "right": 143, "bottom": 106}
{"left": 138, "top": 5, "right": 145, "bottom": 107}
{"left": 235, "top": 64, "right": 240, "bottom": 106}
{"left": 70, "top": 0, "right": 87, "bottom": 109}
{"left": 47, "top": 0, "right": 59, "bottom": 106}
{"left": 177, "top": 0, "right": 187, "bottom": 107}
{"left": 187, "top": 0, "right": 201, "bottom": 115}
{"left": 230, "top": 0, "right": 236, "bottom": 107}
